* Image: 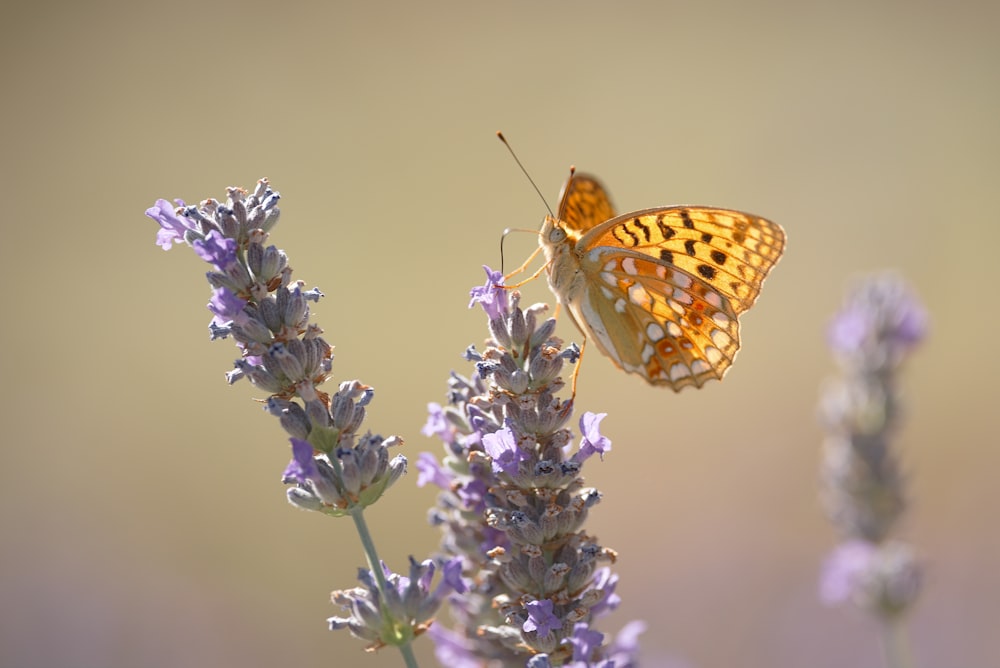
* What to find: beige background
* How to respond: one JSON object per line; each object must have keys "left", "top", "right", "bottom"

{"left": 2, "top": 1, "right": 997, "bottom": 667}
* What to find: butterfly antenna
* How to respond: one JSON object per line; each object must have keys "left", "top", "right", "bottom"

{"left": 497, "top": 131, "right": 555, "bottom": 218}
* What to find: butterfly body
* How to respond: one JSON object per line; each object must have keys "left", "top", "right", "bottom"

{"left": 539, "top": 172, "right": 785, "bottom": 391}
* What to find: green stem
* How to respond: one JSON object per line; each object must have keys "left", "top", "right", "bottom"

{"left": 880, "top": 616, "right": 913, "bottom": 668}
{"left": 350, "top": 507, "right": 420, "bottom": 668}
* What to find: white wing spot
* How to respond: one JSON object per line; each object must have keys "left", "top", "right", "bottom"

{"left": 669, "top": 363, "right": 691, "bottom": 381}
{"left": 711, "top": 329, "right": 731, "bottom": 348}
{"left": 646, "top": 322, "right": 665, "bottom": 342}
{"left": 712, "top": 312, "right": 730, "bottom": 327}
{"left": 666, "top": 321, "right": 682, "bottom": 338}
{"left": 641, "top": 343, "right": 654, "bottom": 363}
{"left": 691, "top": 359, "right": 710, "bottom": 375}
{"left": 628, "top": 283, "right": 651, "bottom": 308}
{"left": 673, "top": 272, "right": 692, "bottom": 289}
{"left": 603, "top": 259, "right": 617, "bottom": 272}
{"left": 668, "top": 299, "right": 685, "bottom": 315}
{"left": 705, "top": 291, "right": 722, "bottom": 309}
{"left": 601, "top": 286, "right": 614, "bottom": 300}
{"left": 655, "top": 264, "right": 667, "bottom": 280}
{"left": 614, "top": 298, "right": 627, "bottom": 313}
{"left": 601, "top": 271, "right": 617, "bottom": 286}
{"left": 622, "top": 257, "right": 639, "bottom": 276}
{"left": 672, "top": 288, "right": 693, "bottom": 305}
{"left": 704, "top": 346, "right": 722, "bottom": 365}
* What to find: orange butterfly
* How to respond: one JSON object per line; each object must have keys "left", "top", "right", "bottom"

{"left": 539, "top": 172, "right": 785, "bottom": 391}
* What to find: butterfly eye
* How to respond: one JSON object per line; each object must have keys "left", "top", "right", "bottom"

{"left": 548, "top": 226, "right": 568, "bottom": 243}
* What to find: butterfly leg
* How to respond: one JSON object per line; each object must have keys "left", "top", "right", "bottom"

{"left": 502, "top": 258, "right": 550, "bottom": 290}
{"left": 502, "top": 246, "right": 544, "bottom": 284}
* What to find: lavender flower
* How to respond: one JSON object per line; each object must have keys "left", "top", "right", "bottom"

{"left": 420, "top": 266, "right": 641, "bottom": 666}
{"left": 819, "top": 274, "right": 927, "bottom": 664}
{"left": 146, "top": 180, "right": 427, "bottom": 664}
{"left": 145, "top": 180, "right": 406, "bottom": 512}
{"left": 330, "top": 557, "right": 467, "bottom": 650}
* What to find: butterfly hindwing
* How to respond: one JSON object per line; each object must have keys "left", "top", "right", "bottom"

{"left": 573, "top": 248, "right": 742, "bottom": 389}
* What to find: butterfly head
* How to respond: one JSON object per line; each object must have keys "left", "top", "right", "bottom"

{"left": 540, "top": 214, "right": 570, "bottom": 246}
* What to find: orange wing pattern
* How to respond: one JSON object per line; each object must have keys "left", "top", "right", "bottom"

{"left": 539, "top": 172, "right": 785, "bottom": 391}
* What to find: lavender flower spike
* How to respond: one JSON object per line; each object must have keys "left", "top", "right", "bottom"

{"left": 421, "top": 267, "right": 643, "bottom": 666}
{"left": 144, "top": 180, "right": 407, "bottom": 513}
{"left": 819, "top": 274, "right": 927, "bottom": 667}
{"left": 146, "top": 180, "right": 419, "bottom": 664}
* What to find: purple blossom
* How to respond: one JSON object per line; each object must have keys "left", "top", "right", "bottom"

{"left": 523, "top": 598, "right": 561, "bottom": 636}
{"left": 468, "top": 265, "right": 509, "bottom": 320}
{"left": 283, "top": 437, "right": 318, "bottom": 484}
{"left": 827, "top": 307, "right": 869, "bottom": 355}
{"left": 192, "top": 230, "right": 238, "bottom": 271}
{"left": 439, "top": 556, "right": 468, "bottom": 595}
{"left": 827, "top": 274, "right": 928, "bottom": 364}
{"left": 145, "top": 198, "right": 192, "bottom": 250}
{"left": 575, "top": 412, "right": 612, "bottom": 461}
{"left": 820, "top": 540, "right": 876, "bottom": 605}
{"left": 605, "top": 620, "right": 647, "bottom": 664}
{"left": 568, "top": 623, "right": 605, "bottom": 661}
{"left": 428, "top": 626, "right": 483, "bottom": 668}
{"left": 208, "top": 287, "right": 248, "bottom": 325}
{"left": 482, "top": 425, "right": 529, "bottom": 476}
{"left": 416, "top": 451, "right": 452, "bottom": 489}
{"left": 421, "top": 402, "right": 454, "bottom": 444}
{"left": 454, "top": 477, "right": 488, "bottom": 514}
{"left": 587, "top": 568, "right": 621, "bottom": 618}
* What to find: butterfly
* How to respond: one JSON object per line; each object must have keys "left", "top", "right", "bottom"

{"left": 539, "top": 172, "right": 785, "bottom": 391}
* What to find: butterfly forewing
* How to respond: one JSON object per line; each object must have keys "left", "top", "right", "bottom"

{"left": 580, "top": 207, "right": 785, "bottom": 313}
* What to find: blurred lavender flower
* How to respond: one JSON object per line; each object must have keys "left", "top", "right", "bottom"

{"left": 420, "top": 267, "right": 642, "bottom": 666}
{"left": 819, "top": 274, "right": 927, "bottom": 665}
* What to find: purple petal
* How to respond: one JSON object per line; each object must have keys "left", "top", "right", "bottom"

{"left": 422, "top": 402, "right": 454, "bottom": 443}
{"left": 416, "top": 452, "right": 452, "bottom": 489}
{"left": 428, "top": 625, "right": 483, "bottom": 668}
{"left": 523, "top": 598, "right": 560, "bottom": 636}
{"left": 192, "top": 230, "right": 238, "bottom": 271}
{"left": 468, "top": 266, "right": 509, "bottom": 320}
{"left": 827, "top": 307, "right": 870, "bottom": 356}
{"left": 482, "top": 426, "right": 524, "bottom": 475}
{"left": 440, "top": 557, "right": 467, "bottom": 594}
{"left": 208, "top": 287, "right": 248, "bottom": 323}
{"left": 146, "top": 198, "right": 193, "bottom": 251}
{"left": 820, "top": 540, "right": 876, "bottom": 605}
{"left": 283, "top": 438, "right": 318, "bottom": 483}
{"left": 568, "top": 623, "right": 605, "bottom": 661}
{"left": 577, "top": 412, "right": 611, "bottom": 461}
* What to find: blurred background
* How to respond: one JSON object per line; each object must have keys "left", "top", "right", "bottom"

{"left": 2, "top": 1, "right": 997, "bottom": 666}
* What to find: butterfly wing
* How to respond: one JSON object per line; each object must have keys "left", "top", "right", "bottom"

{"left": 557, "top": 173, "right": 617, "bottom": 235}
{"left": 570, "top": 207, "right": 785, "bottom": 390}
